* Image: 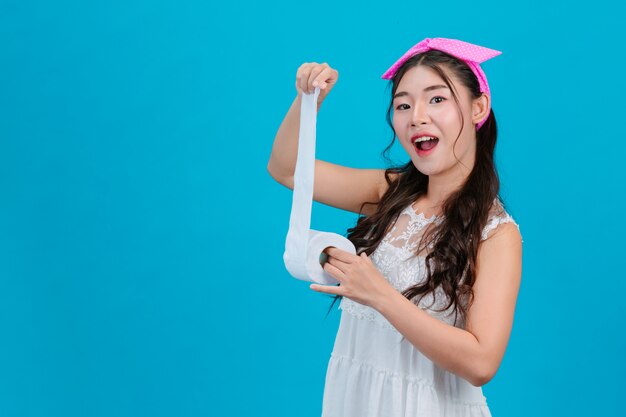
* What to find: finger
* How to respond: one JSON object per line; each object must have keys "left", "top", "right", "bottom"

{"left": 324, "top": 260, "right": 346, "bottom": 280}
{"left": 296, "top": 63, "right": 313, "bottom": 94}
{"left": 307, "top": 64, "right": 328, "bottom": 93}
{"left": 312, "top": 66, "right": 332, "bottom": 90}
{"left": 326, "top": 254, "right": 349, "bottom": 269}
{"left": 325, "top": 247, "right": 356, "bottom": 263}
{"left": 301, "top": 65, "right": 313, "bottom": 94}
{"left": 360, "top": 252, "right": 372, "bottom": 264}
{"left": 310, "top": 283, "right": 341, "bottom": 295}
{"left": 295, "top": 64, "right": 305, "bottom": 93}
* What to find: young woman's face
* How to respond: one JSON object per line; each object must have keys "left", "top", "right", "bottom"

{"left": 392, "top": 65, "right": 479, "bottom": 179}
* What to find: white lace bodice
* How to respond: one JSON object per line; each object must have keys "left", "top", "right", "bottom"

{"left": 339, "top": 198, "right": 521, "bottom": 332}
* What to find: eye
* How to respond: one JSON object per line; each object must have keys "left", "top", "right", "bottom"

{"left": 395, "top": 103, "right": 410, "bottom": 110}
{"left": 430, "top": 96, "right": 445, "bottom": 104}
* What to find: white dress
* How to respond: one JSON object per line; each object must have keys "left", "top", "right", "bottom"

{"left": 321, "top": 198, "right": 520, "bottom": 417}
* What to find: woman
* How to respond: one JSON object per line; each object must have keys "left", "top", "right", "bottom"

{"left": 268, "top": 37, "right": 522, "bottom": 416}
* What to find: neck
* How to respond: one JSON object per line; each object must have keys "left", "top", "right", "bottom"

{"left": 420, "top": 136, "right": 477, "bottom": 210}
{"left": 424, "top": 163, "right": 473, "bottom": 209}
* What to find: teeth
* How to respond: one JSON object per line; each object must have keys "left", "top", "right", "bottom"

{"left": 413, "top": 136, "right": 438, "bottom": 143}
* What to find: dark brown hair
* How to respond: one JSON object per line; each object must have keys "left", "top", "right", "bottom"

{"left": 324, "top": 49, "right": 500, "bottom": 327}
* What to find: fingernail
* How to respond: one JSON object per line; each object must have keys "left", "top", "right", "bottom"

{"left": 313, "top": 81, "right": 318, "bottom": 87}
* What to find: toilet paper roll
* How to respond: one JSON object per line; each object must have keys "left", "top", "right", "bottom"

{"left": 283, "top": 87, "right": 357, "bottom": 285}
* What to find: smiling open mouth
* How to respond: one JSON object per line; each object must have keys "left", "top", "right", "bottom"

{"left": 413, "top": 137, "right": 439, "bottom": 154}
{"left": 415, "top": 138, "right": 438, "bottom": 151}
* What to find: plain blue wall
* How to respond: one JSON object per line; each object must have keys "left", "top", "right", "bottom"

{"left": 1, "top": 0, "right": 624, "bottom": 416}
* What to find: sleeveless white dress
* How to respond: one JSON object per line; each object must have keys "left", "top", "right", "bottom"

{"left": 321, "top": 198, "right": 521, "bottom": 417}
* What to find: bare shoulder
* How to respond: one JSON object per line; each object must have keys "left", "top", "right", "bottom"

{"left": 484, "top": 221, "right": 522, "bottom": 244}
{"left": 477, "top": 220, "right": 522, "bottom": 278}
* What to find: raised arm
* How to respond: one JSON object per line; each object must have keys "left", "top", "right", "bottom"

{"left": 267, "top": 62, "right": 390, "bottom": 216}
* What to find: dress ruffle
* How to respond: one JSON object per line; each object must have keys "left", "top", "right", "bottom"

{"left": 322, "top": 353, "right": 492, "bottom": 417}
{"left": 323, "top": 354, "right": 442, "bottom": 417}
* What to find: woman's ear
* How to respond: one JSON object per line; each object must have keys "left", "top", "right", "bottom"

{"left": 472, "top": 94, "right": 491, "bottom": 126}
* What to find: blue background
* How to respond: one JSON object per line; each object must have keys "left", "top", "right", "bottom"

{"left": 1, "top": 0, "right": 624, "bottom": 416}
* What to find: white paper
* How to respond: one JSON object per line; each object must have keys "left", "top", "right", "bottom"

{"left": 283, "top": 87, "right": 357, "bottom": 285}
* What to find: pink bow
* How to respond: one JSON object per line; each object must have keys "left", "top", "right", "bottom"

{"left": 381, "top": 38, "right": 501, "bottom": 130}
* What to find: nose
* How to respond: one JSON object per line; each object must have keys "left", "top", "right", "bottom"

{"left": 411, "top": 101, "right": 430, "bottom": 126}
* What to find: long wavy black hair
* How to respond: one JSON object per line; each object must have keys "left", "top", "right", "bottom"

{"left": 323, "top": 49, "right": 501, "bottom": 327}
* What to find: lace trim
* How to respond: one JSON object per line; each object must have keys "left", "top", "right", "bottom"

{"left": 481, "top": 213, "right": 522, "bottom": 241}
{"left": 404, "top": 205, "right": 443, "bottom": 226}
{"left": 339, "top": 297, "right": 398, "bottom": 332}
{"left": 339, "top": 290, "right": 459, "bottom": 332}
{"left": 379, "top": 204, "right": 441, "bottom": 261}
{"left": 397, "top": 199, "right": 522, "bottom": 245}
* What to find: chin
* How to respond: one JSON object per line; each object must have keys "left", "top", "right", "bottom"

{"left": 412, "top": 162, "right": 440, "bottom": 177}
{"left": 413, "top": 164, "right": 438, "bottom": 176}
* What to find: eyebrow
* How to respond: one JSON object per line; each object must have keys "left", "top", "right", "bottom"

{"left": 393, "top": 85, "right": 449, "bottom": 100}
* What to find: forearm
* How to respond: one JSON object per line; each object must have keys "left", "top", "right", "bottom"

{"left": 374, "top": 288, "right": 489, "bottom": 386}
{"left": 267, "top": 93, "right": 323, "bottom": 179}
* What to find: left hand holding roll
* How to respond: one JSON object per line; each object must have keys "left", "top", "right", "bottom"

{"left": 310, "top": 247, "right": 395, "bottom": 308}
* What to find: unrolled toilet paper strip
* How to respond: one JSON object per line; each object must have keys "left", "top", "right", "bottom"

{"left": 283, "top": 87, "right": 357, "bottom": 285}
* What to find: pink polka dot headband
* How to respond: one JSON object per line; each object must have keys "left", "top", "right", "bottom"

{"left": 381, "top": 37, "right": 502, "bottom": 130}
